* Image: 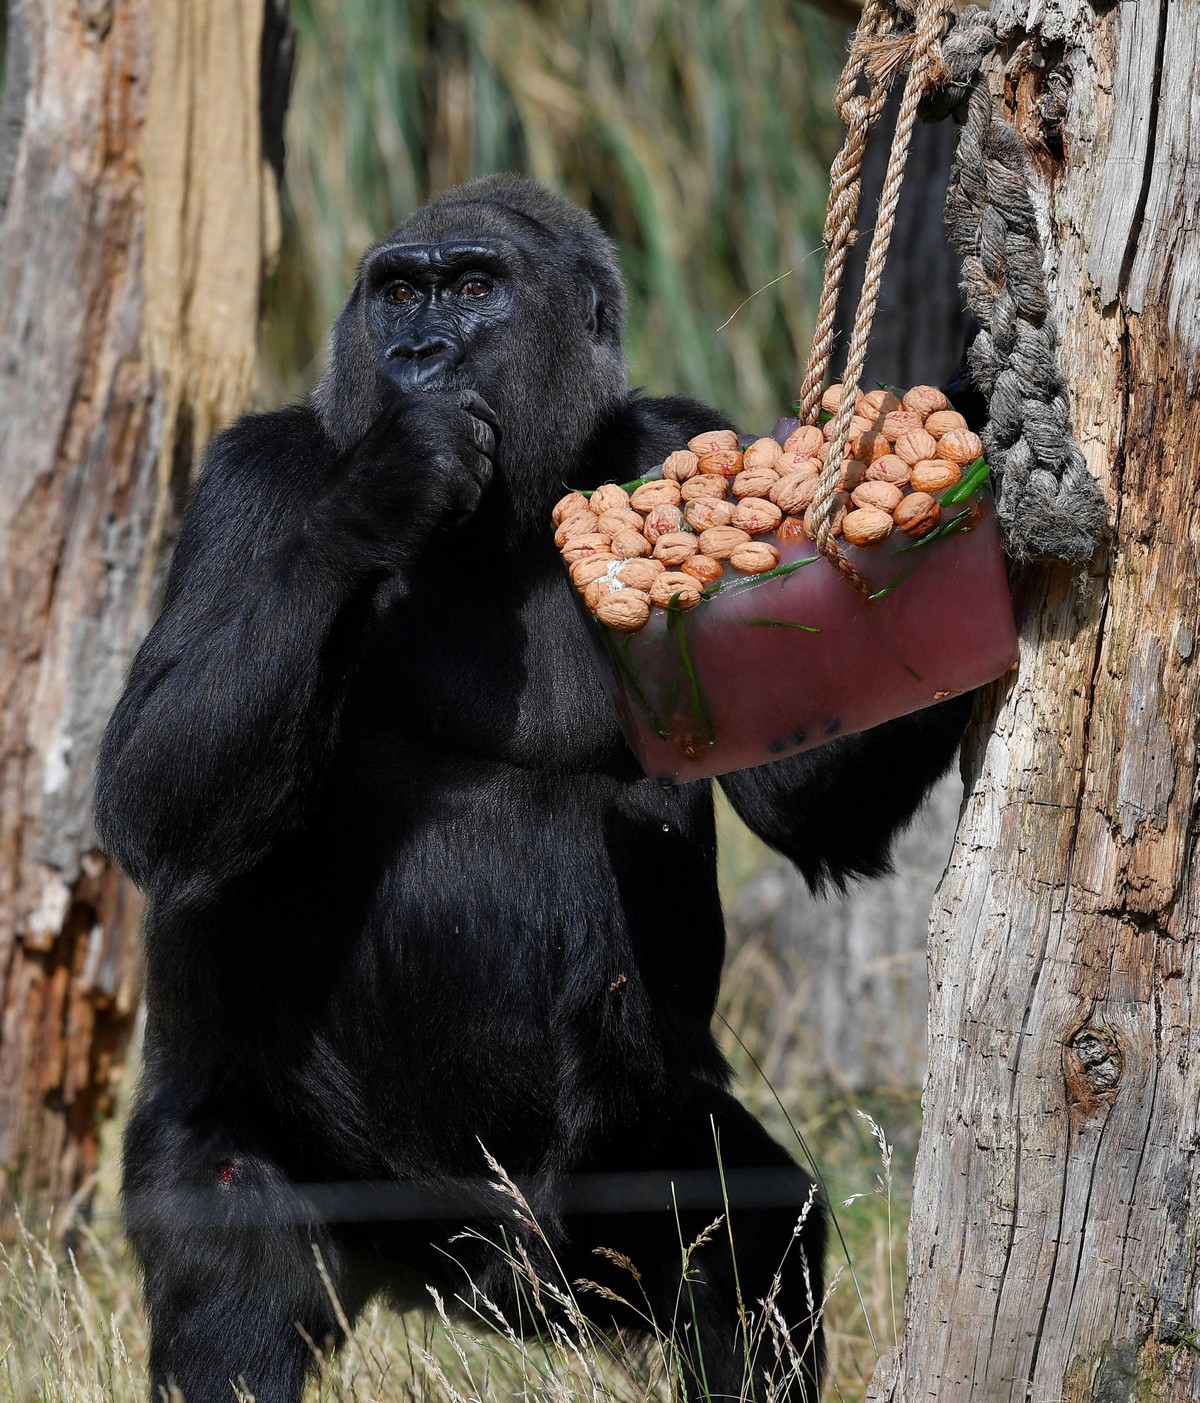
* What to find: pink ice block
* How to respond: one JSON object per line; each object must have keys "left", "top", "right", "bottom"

{"left": 581, "top": 484, "right": 1017, "bottom": 785}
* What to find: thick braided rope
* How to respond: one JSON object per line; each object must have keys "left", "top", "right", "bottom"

{"left": 811, "top": 0, "right": 954, "bottom": 589}
{"left": 795, "top": 0, "right": 898, "bottom": 430}
{"left": 924, "top": 5, "right": 1107, "bottom": 562}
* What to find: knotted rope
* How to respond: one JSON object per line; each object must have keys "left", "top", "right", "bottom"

{"left": 802, "top": 0, "right": 1107, "bottom": 580}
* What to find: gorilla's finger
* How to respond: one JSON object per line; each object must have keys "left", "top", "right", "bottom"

{"left": 466, "top": 412, "right": 496, "bottom": 462}
{"left": 460, "top": 390, "right": 500, "bottom": 436}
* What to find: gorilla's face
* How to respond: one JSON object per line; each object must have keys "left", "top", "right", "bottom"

{"left": 314, "top": 177, "right": 630, "bottom": 516}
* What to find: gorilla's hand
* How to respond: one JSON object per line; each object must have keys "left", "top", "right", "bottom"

{"left": 319, "top": 390, "right": 499, "bottom": 577}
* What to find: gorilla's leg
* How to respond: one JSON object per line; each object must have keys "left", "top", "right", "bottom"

{"left": 124, "top": 1090, "right": 366, "bottom": 1403}
{"left": 562, "top": 1088, "right": 826, "bottom": 1401}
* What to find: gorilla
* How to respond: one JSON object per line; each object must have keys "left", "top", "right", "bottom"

{"left": 95, "top": 174, "right": 966, "bottom": 1402}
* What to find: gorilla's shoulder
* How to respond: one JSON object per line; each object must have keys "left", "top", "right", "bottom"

{"left": 632, "top": 391, "right": 736, "bottom": 440}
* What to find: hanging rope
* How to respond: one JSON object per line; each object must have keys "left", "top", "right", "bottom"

{"left": 801, "top": 0, "right": 1107, "bottom": 578}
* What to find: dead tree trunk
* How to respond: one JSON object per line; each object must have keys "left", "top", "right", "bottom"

{"left": 0, "top": 0, "right": 291, "bottom": 1229}
{"left": 871, "top": 1, "right": 1200, "bottom": 1396}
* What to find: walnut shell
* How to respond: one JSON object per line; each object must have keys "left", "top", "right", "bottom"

{"left": 641, "top": 504, "right": 684, "bottom": 543}
{"left": 686, "top": 429, "right": 739, "bottom": 456}
{"left": 652, "top": 531, "right": 700, "bottom": 565}
{"left": 570, "top": 555, "right": 617, "bottom": 589}
{"left": 820, "top": 384, "right": 846, "bottom": 413}
{"left": 616, "top": 558, "right": 665, "bottom": 591}
{"left": 555, "top": 509, "right": 599, "bottom": 547}
{"left": 857, "top": 388, "right": 901, "bottom": 417}
{"left": 595, "top": 590, "right": 651, "bottom": 632}
{"left": 935, "top": 428, "right": 984, "bottom": 465}
{"left": 837, "top": 459, "right": 867, "bottom": 491}
{"left": 827, "top": 413, "right": 872, "bottom": 442}
{"left": 684, "top": 498, "right": 736, "bottom": 532}
{"left": 880, "top": 409, "right": 925, "bottom": 440}
{"left": 732, "top": 497, "right": 783, "bottom": 535}
{"left": 596, "top": 507, "right": 646, "bottom": 537}
{"left": 697, "top": 525, "right": 753, "bottom": 560}
{"left": 892, "top": 429, "right": 938, "bottom": 466}
{"left": 803, "top": 491, "right": 849, "bottom": 539}
{"left": 662, "top": 449, "right": 701, "bottom": 482}
{"left": 732, "top": 467, "right": 780, "bottom": 500}
{"left": 903, "top": 385, "right": 949, "bottom": 418}
{"left": 680, "top": 473, "right": 730, "bottom": 502}
{"left": 584, "top": 576, "right": 614, "bottom": 611}
{"left": 910, "top": 459, "right": 962, "bottom": 494}
{"left": 851, "top": 480, "right": 904, "bottom": 513}
{"left": 681, "top": 553, "right": 724, "bottom": 585}
{"left": 590, "top": 483, "right": 630, "bottom": 515}
{"left": 552, "top": 491, "right": 588, "bottom": 525}
{"left": 777, "top": 450, "right": 822, "bottom": 477}
{"left": 784, "top": 424, "right": 825, "bottom": 457}
{"left": 770, "top": 471, "right": 821, "bottom": 515}
{"left": 865, "top": 454, "right": 911, "bottom": 486}
{"left": 697, "top": 448, "right": 744, "bottom": 478}
{"left": 742, "top": 437, "right": 784, "bottom": 472}
{"left": 893, "top": 492, "right": 941, "bottom": 538}
{"left": 650, "top": 571, "right": 703, "bottom": 609}
{"left": 777, "top": 515, "right": 808, "bottom": 542}
{"left": 630, "top": 479, "right": 682, "bottom": 511}
{"left": 841, "top": 506, "right": 894, "bottom": 547}
{"left": 610, "top": 528, "right": 652, "bottom": 559}
{"left": 562, "top": 532, "right": 614, "bottom": 564}
{"left": 925, "top": 409, "right": 968, "bottom": 437}
{"left": 729, "top": 541, "right": 781, "bottom": 574}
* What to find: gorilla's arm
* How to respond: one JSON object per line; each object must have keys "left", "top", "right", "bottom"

{"left": 94, "top": 394, "right": 492, "bottom": 904}
{"left": 718, "top": 694, "right": 971, "bottom": 891}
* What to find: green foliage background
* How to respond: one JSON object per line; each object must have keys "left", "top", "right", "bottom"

{"left": 263, "top": 0, "right": 846, "bottom": 433}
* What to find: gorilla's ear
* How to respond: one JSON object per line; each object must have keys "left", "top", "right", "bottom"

{"left": 584, "top": 281, "right": 605, "bottom": 341}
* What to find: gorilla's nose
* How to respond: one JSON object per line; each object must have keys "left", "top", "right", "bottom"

{"left": 378, "top": 333, "right": 465, "bottom": 390}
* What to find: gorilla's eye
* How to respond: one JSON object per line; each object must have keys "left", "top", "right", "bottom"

{"left": 458, "top": 276, "right": 493, "bottom": 298}
{"left": 384, "top": 281, "right": 417, "bottom": 305}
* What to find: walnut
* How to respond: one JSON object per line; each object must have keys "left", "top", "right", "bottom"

{"left": 770, "top": 471, "right": 821, "bottom": 515}
{"left": 649, "top": 571, "right": 703, "bottom": 609}
{"left": 595, "top": 590, "right": 651, "bottom": 632}
{"left": 925, "top": 409, "right": 968, "bottom": 437}
{"left": 903, "top": 385, "right": 949, "bottom": 418}
{"left": 741, "top": 437, "right": 783, "bottom": 472}
{"left": 555, "top": 509, "right": 599, "bottom": 547}
{"left": 803, "top": 491, "right": 849, "bottom": 539}
{"left": 729, "top": 541, "right": 781, "bottom": 574}
{"left": 865, "top": 454, "right": 911, "bottom": 486}
{"left": 629, "top": 479, "right": 682, "bottom": 511}
{"left": 697, "top": 525, "right": 753, "bottom": 560}
{"left": 641, "top": 504, "right": 684, "bottom": 543}
{"left": 732, "top": 467, "right": 781, "bottom": 500}
{"left": 552, "top": 491, "right": 588, "bottom": 525}
{"left": 841, "top": 506, "right": 894, "bottom": 547}
{"left": 652, "top": 531, "right": 700, "bottom": 565}
{"left": 851, "top": 480, "right": 904, "bottom": 513}
{"left": 596, "top": 507, "right": 646, "bottom": 537}
{"left": 820, "top": 383, "right": 847, "bottom": 413}
{"left": 681, "top": 553, "right": 724, "bottom": 585}
{"left": 910, "top": 459, "right": 962, "bottom": 494}
{"left": 777, "top": 515, "right": 808, "bottom": 542}
{"left": 893, "top": 492, "right": 941, "bottom": 538}
{"left": 687, "top": 429, "right": 739, "bottom": 456}
{"left": 589, "top": 483, "right": 630, "bottom": 515}
{"left": 837, "top": 459, "right": 867, "bottom": 491}
{"left": 610, "top": 528, "right": 652, "bottom": 559}
{"left": 935, "top": 428, "right": 984, "bottom": 465}
{"left": 616, "top": 558, "right": 665, "bottom": 591}
{"left": 662, "top": 449, "right": 701, "bottom": 482}
{"left": 777, "top": 450, "right": 822, "bottom": 477}
{"left": 732, "top": 497, "right": 783, "bottom": 535}
{"left": 880, "top": 409, "right": 925, "bottom": 440}
{"left": 584, "top": 576, "right": 614, "bottom": 611}
{"left": 680, "top": 474, "right": 730, "bottom": 503}
{"left": 562, "top": 533, "right": 614, "bottom": 564}
{"left": 857, "top": 388, "right": 901, "bottom": 417}
{"left": 784, "top": 424, "right": 825, "bottom": 457}
{"left": 697, "top": 448, "right": 744, "bottom": 478}
{"left": 892, "top": 429, "right": 938, "bottom": 466}
{"left": 684, "top": 498, "right": 736, "bottom": 532}
{"left": 570, "top": 555, "right": 617, "bottom": 589}
{"left": 827, "top": 413, "right": 872, "bottom": 443}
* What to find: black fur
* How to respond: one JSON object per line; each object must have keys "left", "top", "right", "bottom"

{"left": 96, "top": 176, "right": 962, "bottom": 1402}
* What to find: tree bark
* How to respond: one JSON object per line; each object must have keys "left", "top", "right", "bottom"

{"left": 0, "top": 0, "right": 291, "bottom": 1229}
{"left": 871, "top": 1, "right": 1200, "bottom": 1396}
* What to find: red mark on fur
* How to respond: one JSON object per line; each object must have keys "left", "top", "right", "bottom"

{"left": 218, "top": 1161, "right": 236, "bottom": 1185}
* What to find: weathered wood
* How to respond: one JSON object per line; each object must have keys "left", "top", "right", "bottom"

{"left": 871, "top": 1, "right": 1200, "bottom": 1396}
{"left": 0, "top": 0, "right": 289, "bottom": 1228}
